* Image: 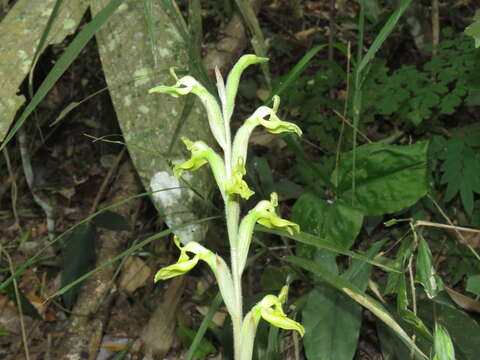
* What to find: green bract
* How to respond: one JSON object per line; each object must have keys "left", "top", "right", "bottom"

{"left": 150, "top": 55, "right": 303, "bottom": 360}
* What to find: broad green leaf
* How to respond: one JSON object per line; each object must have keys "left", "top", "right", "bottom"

{"left": 334, "top": 141, "right": 429, "bottom": 215}
{"left": 466, "top": 274, "right": 480, "bottom": 297}
{"left": 418, "top": 294, "right": 480, "bottom": 360}
{"left": 284, "top": 256, "right": 428, "bottom": 359}
{"left": 292, "top": 193, "right": 363, "bottom": 252}
{"left": 61, "top": 223, "right": 97, "bottom": 308}
{"left": 91, "top": 210, "right": 131, "bottom": 231}
{"left": 302, "top": 241, "right": 384, "bottom": 360}
{"left": 416, "top": 233, "right": 443, "bottom": 299}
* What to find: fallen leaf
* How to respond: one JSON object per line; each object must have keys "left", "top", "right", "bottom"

{"left": 120, "top": 256, "right": 151, "bottom": 294}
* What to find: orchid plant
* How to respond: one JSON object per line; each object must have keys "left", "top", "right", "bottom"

{"left": 150, "top": 55, "right": 304, "bottom": 360}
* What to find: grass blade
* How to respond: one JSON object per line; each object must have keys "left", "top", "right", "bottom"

{"left": 357, "top": 0, "right": 413, "bottom": 75}
{"left": 256, "top": 225, "right": 398, "bottom": 273}
{"left": 184, "top": 292, "right": 223, "bottom": 360}
{"left": 143, "top": 0, "right": 158, "bottom": 67}
{"left": 265, "top": 43, "right": 348, "bottom": 105}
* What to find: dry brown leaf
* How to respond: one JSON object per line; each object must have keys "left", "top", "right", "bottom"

{"left": 119, "top": 256, "right": 151, "bottom": 294}
{"left": 445, "top": 286, "right": 480, "bottom": 313}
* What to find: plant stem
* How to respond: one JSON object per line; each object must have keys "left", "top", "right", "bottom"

{"left": 226, "top": 198, "right": 243, "bottom": 359}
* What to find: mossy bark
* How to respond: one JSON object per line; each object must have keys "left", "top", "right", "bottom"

{"left": 91, "top": 0, "right": 215, "bottom": 244}
{"left": 0, "top": 0, "right": 88, "bottom": 141}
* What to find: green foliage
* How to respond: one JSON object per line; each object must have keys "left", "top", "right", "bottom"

{"left": 430, "top": 128, "right": 480, "bottom": 216}
{"left": 61, "top": 223, "right": 97, "bottom": 308}
{"left": 363, "top": 30, "right": 479, "bottom": 126}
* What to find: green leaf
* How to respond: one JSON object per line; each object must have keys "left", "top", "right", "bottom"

{"left": 439, "top": 138, "right": 480, "bottom": 216}
{"left": 334, "top": 142, "right": 429, "bottom": 215}
{"left": 466, "top": 274, "right": 480, "bottom": 297}
{"left": 91, "top": 210, "right": 131, "bottom": 231}
{"left": 284, "top": 256, "right": 428, "bottom": 359}
{"left": 257, "top": 226, "right": 397, "bottom": 273}
{"left": 61, "top": 223, "right": 97, "bottom": 308}
{"left": 465, "top": 10, "right": 480, "bottom": 48}
{"left": 357, "top": 0, "right": 413, "bottom": 75}
{"left": 416, "top": 234, "right": 443, "bottom": 299}
{"left": 418, "top": 294, "right": 480, "bottom": 360}
{"left": 302, "top": 241, "right": 384, "bottom": 360}
{"left": 185, "top": 292, "right": 223, "bottom": 360}
{"left": 396, "top": 273, "right": 432, "bottom": 341}
{"left": 292, "top": 193, "right": 363, "bottom": 251}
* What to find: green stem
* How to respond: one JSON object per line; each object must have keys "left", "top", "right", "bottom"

{"left": 226, "top": 198, "right": 243, "bottom": 359}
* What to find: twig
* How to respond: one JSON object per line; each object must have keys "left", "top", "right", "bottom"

{"left": 425, "top": 195, "right": 480, "bottom": 261}
{"left": 333, "top": 109, "right": 372, "bottom": 143}
{"left": 90, "top": 147, "right": 126, "bottom": 213}
{"left": 2, "top": 147, "right": 20, "bottom": 229}
{"left": 0, "top": 245, "right": 31, "bottom": 360}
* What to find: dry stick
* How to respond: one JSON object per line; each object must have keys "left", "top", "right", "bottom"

{"left": 334, "top": 42, "right": 351, "bottom": 186}
{"left": 408, "top": 223, "right": 418, "bottom": 360}
{"left": 422, "top": 195, "right": 480, "bottom": 262}
{"left": 90, "top": 146, "right": 126, "bottom": 213}
{"left": 2, "top": 147, "right": 20, "bottom": 229}
{"left": 0, "top": 245, "right": 31, "bottom": 360}
{"left": 333, "top": 109, "right": 372, "bottom": 143}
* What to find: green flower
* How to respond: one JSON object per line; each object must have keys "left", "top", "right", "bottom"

{"left": 232, "top": 97, "right": 302, "bottom": 169}
{"left": 237, "top": 193, "right": 300, "bottom": 274}
{"left": 241, "top": 285, "right": 304, "bottom": 341}
{"left": 154, "top": 236, "right": 215, "bottom": 282}
{"left": 150, "top": 70, "right": 226, "bottom": 149}
{"left": 154, "top": 236, "right": 237, "bottom": 317}
{"left": 225, "top": 158, "right": 254, "bottom": 200}
{"left": 173, "top": 137, "right": 227, "bottom": 199}
{"left": 252, "top": 193, "right": 300, "bottom": 235}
